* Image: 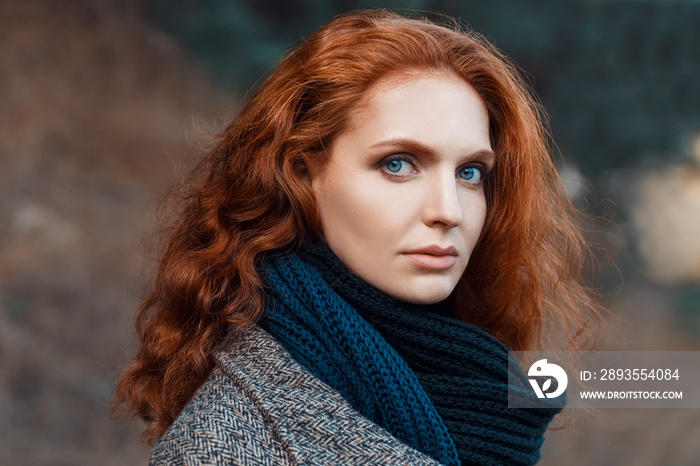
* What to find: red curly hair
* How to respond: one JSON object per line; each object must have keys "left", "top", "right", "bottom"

{"left": 115, "top": 9, "right": 604, "bottom": 442}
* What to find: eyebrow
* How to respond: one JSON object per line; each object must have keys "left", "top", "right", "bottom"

{"left": 368, "top": 138, "right": 496, "bottom": 161}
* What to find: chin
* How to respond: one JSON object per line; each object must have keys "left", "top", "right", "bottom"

{"left": 391, "top": 280, "right": 456, "bottom": 305}
{"left": 400, "top": 293, "right": 451, "bottom": 305}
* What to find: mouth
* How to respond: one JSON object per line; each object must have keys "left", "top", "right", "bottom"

{"left": 401, "top": 245, "right": 459, "bottom": 270}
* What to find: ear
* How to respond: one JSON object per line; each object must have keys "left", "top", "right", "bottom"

{"left": 293, "top": 159, "right": 313, "bottom": 186}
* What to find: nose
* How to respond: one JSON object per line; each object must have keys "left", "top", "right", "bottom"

{"left": 422, "top": 171, "right": 463, "bottom": 228}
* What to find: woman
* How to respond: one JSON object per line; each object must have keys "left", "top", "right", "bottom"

{"left": 116, "top": 9, "right": 603, "bottom": 465}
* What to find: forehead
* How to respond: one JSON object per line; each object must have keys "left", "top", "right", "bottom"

{"left": 341, "top": 70, "right": 492, "bottom": 153}
{"left": 350, "top": 69, "right": 459, "bottom": 118}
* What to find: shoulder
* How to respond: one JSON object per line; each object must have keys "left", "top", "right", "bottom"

{"left": 148, "top": 326, "right": 295, "bottom": 465}
{"left": 149, "top": 365, "right": 289, "bottom": 465}
{"left": 150, "top": 325, "right": 442, "bottom": 466}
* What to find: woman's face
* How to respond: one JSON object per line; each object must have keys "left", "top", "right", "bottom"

{"left": 307, "top": 72, "right": 494, "bottom": 304}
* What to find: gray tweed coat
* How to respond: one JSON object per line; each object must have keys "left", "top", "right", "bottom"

{"left": 149, "top": 325, "right": 443, "bottom": 465}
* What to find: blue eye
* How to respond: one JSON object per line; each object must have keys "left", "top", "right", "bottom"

{"left": 382, "top": 158, "right": 413, "bottom": 175}
{"left": 386, "top": 160, "right": 403, "bottom": 173}
{"left": 459, "top": 165, "right": 486, "bottom": 185}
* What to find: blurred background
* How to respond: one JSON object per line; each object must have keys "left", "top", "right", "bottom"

{"left": 1, "top": 0, "right": 699, "bottom": 464}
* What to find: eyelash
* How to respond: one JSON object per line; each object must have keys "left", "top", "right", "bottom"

{"left": 375, "top": 154, "right": 492, "bottom": 187}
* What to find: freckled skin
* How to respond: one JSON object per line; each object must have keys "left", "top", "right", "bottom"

{"left": 308, "top": 73, "right": 493, "bottom": 305}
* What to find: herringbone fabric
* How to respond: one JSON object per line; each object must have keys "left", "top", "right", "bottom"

{"left": 150, "top": 324, "right": 442, "bottom": 465}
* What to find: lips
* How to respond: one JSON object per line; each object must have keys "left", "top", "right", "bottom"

{"left": 403, "top": 245, "right": 458, "bottom": 256}
{"left": 401, "top": 245, "right": 458, "bottom": 270}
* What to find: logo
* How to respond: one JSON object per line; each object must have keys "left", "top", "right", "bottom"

{"left": 528, "top": 359, "right": 568, "bottom": 398}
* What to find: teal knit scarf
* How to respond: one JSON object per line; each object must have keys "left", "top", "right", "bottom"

{"left": 259, "top": 242, "right": 564, "bottom": 465}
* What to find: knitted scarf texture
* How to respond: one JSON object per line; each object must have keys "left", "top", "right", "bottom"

{"left": 259, "top": 241, "right": 564, "bottom": 465}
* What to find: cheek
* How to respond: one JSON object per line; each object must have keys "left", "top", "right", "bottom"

{"left": 472, "top": 194, "right": 488, "bottom": 230}
{"left": 459, "top": 190, "right": 488, "bottom": 244}
{"left": 314, "top": 178, "right": 395, "bottom": 279}
{"left": 315, "top": 176, "right": 400, "bottom": 241}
